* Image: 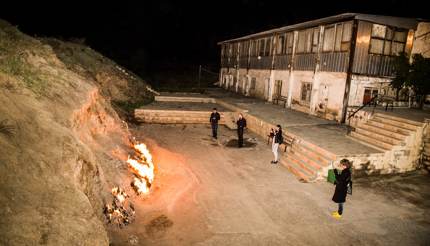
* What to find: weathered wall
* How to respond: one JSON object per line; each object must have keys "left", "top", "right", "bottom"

{"left": 348, "top": 75, "right": 393, "bottom": 106}
{"left": 135, "top": 109, "right": 232, "bottom": 125}
{"left": 411, "top": 22, "right": 430, "bottom": 58}
{"left": 311, "top": 71, "right": 347, "bottom": 121}
{"left": 246, "top": 69, "right": 271, "bottom": 99}
{"left": 289, "top": 70, "right": 314, "bottom": 114}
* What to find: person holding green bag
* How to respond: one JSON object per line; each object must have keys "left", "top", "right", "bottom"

{"left": 331, "top": 159, "right": 352, "bottom": 219}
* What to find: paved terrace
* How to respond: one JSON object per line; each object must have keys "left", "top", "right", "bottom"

{"left": 205, "top": 88, "right": 381, "bottom": 156}
{"left": 361, "top": 106, "right": 430, "bottom": 123}
{"left": 143, "top": 101, "right": 230, "bottom": 112}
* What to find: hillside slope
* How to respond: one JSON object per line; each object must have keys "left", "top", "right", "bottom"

{"left": 0, "top": 20, "right": 153, "bottom": 245}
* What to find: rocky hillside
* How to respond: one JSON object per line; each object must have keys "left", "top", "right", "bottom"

{"left": 0, "top": 20, "right": 154, "bottom": 245}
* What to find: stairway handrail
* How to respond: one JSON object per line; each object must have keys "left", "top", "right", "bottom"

{"left": 347, "top": 94, "right": 379, "bottom": 120}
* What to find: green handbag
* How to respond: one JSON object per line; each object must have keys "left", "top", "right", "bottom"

{"left": 327, "top": 169, "right": 337, "bottom": 184}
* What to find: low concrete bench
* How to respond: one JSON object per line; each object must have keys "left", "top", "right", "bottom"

{"left": 267, "top": 133, "right": 294, "bottom": 152}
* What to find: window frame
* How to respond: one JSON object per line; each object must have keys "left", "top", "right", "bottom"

{"left": 300, "top": 82, "right": 313, "bottom": 104}
{"left": 296, "top": 28, "right": 319, "bottom": 54}
{"left": 369, "top": 24, "right": 408, "bottom": 56}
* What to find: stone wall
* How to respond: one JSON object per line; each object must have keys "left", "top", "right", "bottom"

{"left": 346, "top": 110, "right": 427, "bottom": 175}
{"left": 135, "top": 109, "right": 234, "bottom": 127}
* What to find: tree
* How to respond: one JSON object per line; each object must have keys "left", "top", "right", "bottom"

{"left": 408, "top": 54, "right": 430, "bottom": 108}
{"left": 392, "top": 53, "right": 430, "bottom": 108}
{"left": 391, "top": 52, "right": 410, "bottom": 100}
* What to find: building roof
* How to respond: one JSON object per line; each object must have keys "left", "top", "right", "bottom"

{"left": 218, "top": 13, "right": 421, "bottom": 44}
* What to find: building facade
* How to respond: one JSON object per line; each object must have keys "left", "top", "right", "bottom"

{"left": 218, "top": 13, "right": 429, "bottom": 122}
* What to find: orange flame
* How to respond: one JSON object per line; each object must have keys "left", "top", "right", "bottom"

{"left": 127, "top": 142, "right": 155, "bottom": 194}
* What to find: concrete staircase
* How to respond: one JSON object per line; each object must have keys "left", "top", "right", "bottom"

{"left": 422, "top": 134, "right": 430, "bottom": 171}
{"left": 280, "top": 140, "right": 336, "bottom": 182}
{"left": 350, "top": 113, "right": 423, "bottom": 151}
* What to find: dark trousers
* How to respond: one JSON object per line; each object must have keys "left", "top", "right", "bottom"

{"left": 338, "top": 203, "right": 344, "bottom": 215}
{"left": 237, "top": 128, "right": 244, "bottom": 147}
{"left": 211, "top": 123, "right": 218, "bottom": 138}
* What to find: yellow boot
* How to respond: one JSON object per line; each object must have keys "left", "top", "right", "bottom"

{"left": 332, "top": 211, "right": 342, "bottom": 219}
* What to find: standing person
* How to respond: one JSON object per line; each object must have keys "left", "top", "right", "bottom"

{"left": 209, "top": 108, "right": 221, "bottom": 139}
{"left": 236, "top": 113, "right": 247, "bottom": 148}
{"left": 271, "top": 125, "right": 283, "bottom": 164}
{"left": 332, "top": 159, "right": 352, "bottom": 219}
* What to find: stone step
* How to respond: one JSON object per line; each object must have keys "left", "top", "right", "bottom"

{"left": 357, "top": 123, "right": 408, "bottom": 140}
{"left": 291, "top": 143, "right": 331, "bottom": 166}
{"left": 366, "top": 119, "right": 413, "bottom": 135}
{"left": 374, "top": 113, "right": 423, "bottom": 127}
{"left": 280, "top": 158, "right": 314, "bottom": 182}
{"left": 354, "top": 127, "right": 403, "bottom": 145}
{"left": 289, "top": 145, "right": 330, "bottom": 171}
{"left": 286, "top": 151, "right": 319, "bottom": 175}
{"left": 350, "top": 131, "right": 394, "bottom": 151}
{"left": 372, "top": 116, "right": 420, "bottom": 131}
{"left": 293, "top": 139, "right": 337, "bottom": 161}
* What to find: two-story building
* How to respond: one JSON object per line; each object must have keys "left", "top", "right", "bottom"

{"left": 218, "top": 13, "right": 429, "bottom": 122}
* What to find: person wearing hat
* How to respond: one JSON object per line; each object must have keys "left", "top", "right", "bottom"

{"left": 209, "top": 108, "right": 221, "bottom": 139}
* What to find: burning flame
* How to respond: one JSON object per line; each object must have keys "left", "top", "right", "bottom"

{"left": 127, "top": 142, "right": 155, "bottom": 194}
{"left": 112, "top": 187, "right": 127, "bottom": 203}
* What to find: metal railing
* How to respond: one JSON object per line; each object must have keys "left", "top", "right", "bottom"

{"left": 346, "top": 94, "right": 379, "bottom": 134}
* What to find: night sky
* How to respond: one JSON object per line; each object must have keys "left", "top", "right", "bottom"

{"left": 1, "top": 0, "right": 428, "bottom": 79}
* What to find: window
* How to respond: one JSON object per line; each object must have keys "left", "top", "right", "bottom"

{"left": 323, "top": 22, "right": 352, "bottom": 52}
{"left": 369, "top": 24, "right": 407, "bottom": 55}
{"left": 300, "top": 82, "right": 312, "bottom": 104}
{"left": 297, "top": 28, "right": 317, "bottom": 53}
{"left": 323, "top": 26, "right": 335, "bottom": 52}
{"left": 312, "top": 28, "right": 319, "bottom": 53}
{"left": 240, "top": 41, "right": 249, "bottom": 56}
{"left": 274, "top": 80, "right": 283, "bottom": 98}
{"left": 286, "top": 32, "right": 294, "bottom": 54}
{"left": 250, "top": 77, "right": 256, "bottom": 90}
{"left": 259, "top": 39, "right": 265, "bottom": 56}
{"left": 264, "top": 37, "right": 271, "bottom": 56}
{"left": 276, "top": 34, "right": 286, "bottom": 55}
{"left": 231, "top": 43, "right": 238, "bottom": 57}
{"left": 250, "top": 40, "right": 258, "bottom": 57}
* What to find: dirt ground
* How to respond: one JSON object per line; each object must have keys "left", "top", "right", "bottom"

{"left": 109, "top": 124, "right": 430, "bottom": 246}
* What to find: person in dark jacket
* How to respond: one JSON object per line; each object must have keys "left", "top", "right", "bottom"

{"left": 332, "top": 159, "right": 352, "bottom": 219}
{"left": 236, "top": 113, "right": 247, "bottom": 147}
{"left": 209, "top": 108, "right": 221, "bottom": 139}
{"left": 271, "top": 125, "right": 283, "bottom": 164}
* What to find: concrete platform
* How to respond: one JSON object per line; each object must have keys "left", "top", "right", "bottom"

{"left": 205, "top": 88, "right": 381, "bottom": 156}
{"left": 360, "top": 106, "right": 430, "bottom": 123}
{"left": 110, "top": 124, "right": 430, "bottom": 245}
{"left": 142, "top": 101, "right": 231, "bottom": 112}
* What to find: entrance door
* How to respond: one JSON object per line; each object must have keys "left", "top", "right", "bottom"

{"left": 264, "top": 78, "right": 271, "bottom": 100}
{"left": 274, "top": 80, "right": 283, "bottom": 99}
{"left": 363, "top": 88, "right": 378, "bottom": 104}
{"left": 318, "top": 84, "right": 329, "bottom": 111}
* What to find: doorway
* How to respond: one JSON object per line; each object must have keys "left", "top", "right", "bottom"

{"left": 363, "top": 88, "right": 378, "bottom": 104}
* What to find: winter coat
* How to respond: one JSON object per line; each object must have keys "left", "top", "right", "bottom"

{"left": 274, "top": 130, "right": 283, "bottom": 144}
{"left": 237, "top": 118, "right": 247, "bottom": 129}
{"left": 332, "top": 168, "right": 351, "bottom": 203}
{"left": 210, "top": 112, "right": 221, "bottom": 124}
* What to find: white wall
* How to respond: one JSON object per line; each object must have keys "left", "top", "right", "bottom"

{"left": 348, "top": 75, "right": 392, "bottom": 106}
{"left": 412, "top": 22, "right": 430, "bottom": 58}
